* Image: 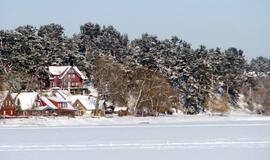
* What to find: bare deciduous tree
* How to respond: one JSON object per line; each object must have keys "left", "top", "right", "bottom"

{"left": 91, "top": 56, "right": 129, "bottom": 115}
{"left": 90, "top": 56, "right": 179, "bottom": 116}
{"left": 251, "top": 76, "right": 270, "bottom": 114}
{"left": 128, "top": 68, "right": 179, "bottom": 116}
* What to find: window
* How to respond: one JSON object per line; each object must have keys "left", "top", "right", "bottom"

{"left": 11, "top": 110, "right": 13, "bottom": 115}
{"left": 3, "top": 111, "right": 6, "bottom": 115}
{"left": 72, "top": 82, "right": 76, "bottom": 86}
{"left": 68, "top": 74, "right": 75, "bottom": 79}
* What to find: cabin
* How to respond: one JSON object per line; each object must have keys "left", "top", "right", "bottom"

{"left": 12, "top": 92, "right": 57, "bottom": 116}
{"left": 49, "top": 66, "right": 88, "bottom": 94}
{"left": 71, "top": 95, "right": 104, "bottom": 116}
{"left": 0, "top": 91, "right": 16, "bottom": 116}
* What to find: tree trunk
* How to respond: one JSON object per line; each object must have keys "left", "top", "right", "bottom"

{"left": 134, "top": 80, "right": 145, "bottom": 115}
{"left": 95, "top": 93, "right": 100, "bottom": 116}
{"left": 151, "top": 98, "right": 154, "bottom": 115}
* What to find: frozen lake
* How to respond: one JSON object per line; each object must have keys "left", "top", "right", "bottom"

{"left": 1, "top": 119, "right": 270, "bottom": 160}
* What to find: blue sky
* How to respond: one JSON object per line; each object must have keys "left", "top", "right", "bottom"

{"left": 1, "top": 0, "right": 270, "bottom": 59}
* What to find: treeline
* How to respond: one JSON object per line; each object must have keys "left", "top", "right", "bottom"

{"left": 0, "top": 22, "right": 269, "bottom": 115}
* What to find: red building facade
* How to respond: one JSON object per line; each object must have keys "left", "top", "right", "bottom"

{"left": 49, "top": 66, "right": 88, "bottom": 90}
{"left": 0, "top": 91, "right": 16, "bottom": 116}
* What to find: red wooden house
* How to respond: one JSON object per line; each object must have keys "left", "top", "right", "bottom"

{"left": 47, "top": 89, "right": 76, "bottom": 116}
{"left": 11, "top": 92, "right": 58, "bottom": 116}
{"left": 49, "top": 66, "right": 88, "bottom": 94}
{"left": 0, "top": 91, "right": 16, "bottom": 116}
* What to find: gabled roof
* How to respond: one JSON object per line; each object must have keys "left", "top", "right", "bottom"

{"left": 35, "top": 106, "right": 57, "bottom": 111}
{"left": 39, "top": 96, "right": 58, "bottom": 110}
{"left": 71, "top": 95, "right": 104, "bottom": 110}
{"left": 49, "top": 89, "right": 70, "bottom": 102}
{"left": 47, "top": 89, "right": 76, "bottom": 110}
{"left": 11, "top": 92, "right": 38, "bottom": 110}
{"left": 72, "top": 66, "right": 88, "bottom": 80}
{"left": 49, "top": 66, "right": 87, "bottom": 80}
{"left": 48, "top": 96, "right": 68, "bottom": 103}
{"left": 49, "top": 66, "right": 69, "bottom": 76}
{"left": 54, "top": 89, "right": 70, "bottom": 100}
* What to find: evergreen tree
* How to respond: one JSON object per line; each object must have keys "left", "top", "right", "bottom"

{"left": 15, "top": 98, "right": 22, "bottom": 115}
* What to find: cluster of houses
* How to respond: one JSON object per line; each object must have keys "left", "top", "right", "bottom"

{"left": 0, "top": 65, "right": 127, "bottom": 118}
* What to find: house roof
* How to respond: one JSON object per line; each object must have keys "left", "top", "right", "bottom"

{"left": 48, "top": 96, "right": 68, "bottom": 103}
{"left": 54, "top": 89, "right": 70, "bottom": 100}
{"left": 47, "top": 90, "right": 76, "bottom": 110}
{"left": 49, "top": 66, "right": 69, "bottom": 76}
{"left": 73, "top": 66, "right": 87, "bottom": 80}
{"left": 39, "top": 96, "right": 58, "bottom": 110}
{"left": 114, "top": 107, "right": 128, "bottom": 112}
{"left": 35, "top": 105, "right": 57, "bottom": 111}
{"left": 48, "top": 89, "right": 70, "bottom": 103}
{"left": 12, "top": 92, "right": 38, "bottom": 110}
{"left": 49, "top": 66, "right": 87, "bottom": 80}
{"left": 71, "top": 95, "right": 104, "bottom": 110}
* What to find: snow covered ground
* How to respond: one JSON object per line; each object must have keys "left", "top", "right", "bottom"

{"left": 1, "top": 113, "right": 270, "bottom": 160}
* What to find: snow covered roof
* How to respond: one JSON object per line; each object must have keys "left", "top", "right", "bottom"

{"left": 114, "top": 107, "right": 128, "bottom": 112}
{"left": 35, "top": 105, "right": 57, "bottom": 111}
{"left": 48, "top": 89, "right": 70, "bottom": 102}
{"left": 40, "top": 96, "right": 58, "bottom": 110}
{"left": 49, "top": 66, "right": 87, "bottom": 80}
{"left": 47, "top": 90, "right": 75, "bottom": 110}
{"left": 54, "top": 90, "right": 70, "bottom": 100}
{"left": 12, "top": 92, "right": 38, "bottom": 110}
{"left": 73, "top": 66, "right": 87, "bottom": 80}
{"left": 71, "top": 95, "right": 104, "bottom": 110}
{"left": 48, "top": 96, "right": 75, "bottom": 110}
{"left": 49, "top": 66, "right": 69, "bottom": 76}
{"left": 48, "top": 96, "right": 68, "bottom": 103}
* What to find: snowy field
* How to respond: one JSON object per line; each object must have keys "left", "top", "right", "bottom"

{"left": 1, "top": 114, "right": 270, "bottom": 160}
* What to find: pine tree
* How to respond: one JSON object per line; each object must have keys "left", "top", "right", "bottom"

{"left": 15, "top": 98, "right": 22, "bottom": 115}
